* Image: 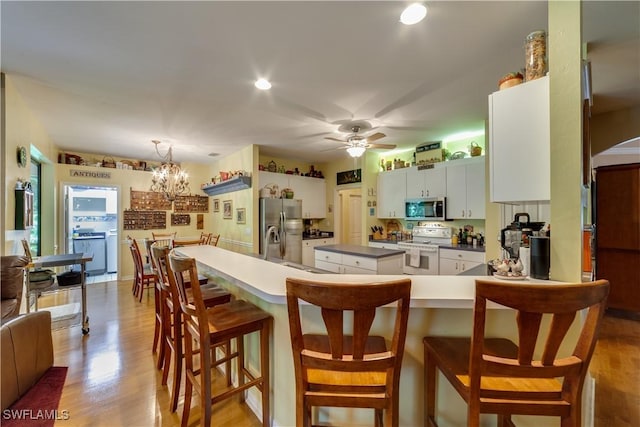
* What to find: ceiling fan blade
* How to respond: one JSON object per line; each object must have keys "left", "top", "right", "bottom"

{"left": 366, "top": 132, "right": 386, "bottom": 142}
{"left": 368, "top": 143, "right": 396, "bottom": 150}
{"left": 320, "top": 145, "right": 349, "bottom": 152}
{"left": 324, "top": 136, "right": 347, "bottom": 143}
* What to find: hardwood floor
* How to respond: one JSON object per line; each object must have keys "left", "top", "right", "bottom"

{"left": 41, "top": 281, "right": 261, "bottom": 427}
{"left": 590, "top": 312, "right": 640, "bottom": 427}
{"left": 41, "top": 280, "right": 639, "bottom": 427}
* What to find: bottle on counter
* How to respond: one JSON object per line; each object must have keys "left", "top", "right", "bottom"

{"left": 458, "top": 228, "right": 463, "bottom": 244}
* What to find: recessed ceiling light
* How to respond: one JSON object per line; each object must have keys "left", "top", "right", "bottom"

{"left": 400, "top": 3, "right": 427, "bottom": 25}
{"left": 208, "top": 152, "right": 220, "bottom": 157}
{"left": 254, "top": 78, "right": 272, "bottom": 90}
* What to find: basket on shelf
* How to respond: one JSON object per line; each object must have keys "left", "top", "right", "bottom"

{"left": 102, "top": 156, "right": 116, "bottom": 168}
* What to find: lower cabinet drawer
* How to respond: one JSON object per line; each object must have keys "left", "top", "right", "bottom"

{"left": 314, "top": 260, "right": 341, "bottom": 273}
{"left": 341, "top": 254, "right": 377, "bottom": 272}
{"left": 315, "top": 250, "right": 342, "bottom": 264}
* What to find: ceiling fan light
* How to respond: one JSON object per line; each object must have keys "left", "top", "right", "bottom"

{"left": 254, "top": 78, "right": 272, "bottom": 90}
{"left": 400, "top": 3, "right": 427, "bottom": 25}
{"left": 346, "top": 146, "right": 366, "bottom": 158}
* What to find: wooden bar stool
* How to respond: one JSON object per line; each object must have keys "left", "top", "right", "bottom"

{"left": 286, "top": 277, "right": 412, "bottom": 427}
{"left": 423, "top": 279, "right": 609, "bottom": 427}
{"left": 168, "top": 251, "right": 272, "bottom": 426}
{"left": 151, "top": 244, "right": 233, "bottom": 412}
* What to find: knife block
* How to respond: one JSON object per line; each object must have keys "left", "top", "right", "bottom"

{"left": 373, "top": 231, "right": 384, "bottom": 240}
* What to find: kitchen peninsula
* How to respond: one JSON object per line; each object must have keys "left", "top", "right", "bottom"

{"left": 175, "top": 245, "right": 572, "bottom": 427}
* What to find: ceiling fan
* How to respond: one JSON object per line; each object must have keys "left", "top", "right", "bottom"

{"left": 324, "top": 123, "right": 396, "bottom": 158}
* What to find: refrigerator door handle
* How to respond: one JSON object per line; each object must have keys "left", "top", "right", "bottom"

{"left": 280, "top": 211, "right": 286, "bottom": 257}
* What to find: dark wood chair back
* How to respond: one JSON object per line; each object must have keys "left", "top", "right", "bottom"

{"left": 470, "top": 279, "right": 610, "bottom": 403}
{"left": 423, "top": 278, "right": 610, "bottom": 427}
{"left": 286, "top": 277, "right": 411, "bottom": 427}
{"left": 167, "top": 251, "right": 205, "bottom": 337}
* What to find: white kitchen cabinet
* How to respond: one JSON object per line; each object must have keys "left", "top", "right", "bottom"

{"left": 259, "top": 171, "right": 327, "bottom": 218}
{"left": 445, "top": 157, "right": 485, "bottom": 219}
{"left": 302, "top": 238, "right": 335, "bottom": 266}
{"left": 106, "top": 191, "right": 117, "bottom": 214}
{"left": 439, "top": 249, "right": 485, "bottom": 275}
{"left": 489, "top": 76, "right": 550, "bottom": 202}
{"left": 406, "top": 166, "right": 446, "bottom": 199}
{"left": 289, "top": 175, "right": 327, "bottom": 218}
{"left": 315, "top": 249, "right": 403, "bottom": 274}
{"left": 259, "top": 171, "right": 291, "bottom": 193}
{"left": 377, "top": 169, "right": 406, "bottom": 218}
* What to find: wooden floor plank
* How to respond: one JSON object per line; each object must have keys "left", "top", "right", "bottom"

{"left": 41, "top": 281, "right": 261, "bottom": 427}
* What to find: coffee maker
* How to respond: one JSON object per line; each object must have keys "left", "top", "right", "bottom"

{"left": 500, "top": 213, "right": 545, "bottom": 259}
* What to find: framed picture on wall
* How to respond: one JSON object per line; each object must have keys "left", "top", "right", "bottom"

{"left": 223, "top": 200, "right": 232, "bottom": 219}
{"left": 236, "top": 208, "right": 246, "bottom": 224}
{"left": 213, "top": 199, "right": 220, "bottom": 212}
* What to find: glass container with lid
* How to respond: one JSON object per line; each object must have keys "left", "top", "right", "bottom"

{"left": 525, "top": 30, "right": 547, "bottom": 81}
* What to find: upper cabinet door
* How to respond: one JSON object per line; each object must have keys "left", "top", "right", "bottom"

{"left": 406, "top": 167, "right": 446, "bottom": 198}
{"left": 289, "top": 175, "right": 327, "bottom": 218}
{"left": 377, "top": 169, "right": 407, "bottom": 218}
{"left": 489, "top": 76, "right": 550, "bottom": 202}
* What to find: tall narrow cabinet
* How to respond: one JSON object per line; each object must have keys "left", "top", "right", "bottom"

{"left": 15, "top": 188, "right": 34, "bottom": 229}
{"left": 595, "top": 163, "right": 640, "bottom": 312}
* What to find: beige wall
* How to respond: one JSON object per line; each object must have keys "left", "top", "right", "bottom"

{"left": 2, "top": 74, "right": 59, "bottom": 256}
{"left": 591, "top": 106, "right": 640, "bottom": 154}
{"left": 208, "top": 145, "right": 258, "bottom": 254}
{"left": 55, "top": 161, "right": 213, "bottom": 278}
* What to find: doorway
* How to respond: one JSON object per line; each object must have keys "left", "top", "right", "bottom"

{"left": 63, "top": 184, "right": 119, "bottom": 283}
{"left": 338, "top": 188, "right": 362, "bottom": 245}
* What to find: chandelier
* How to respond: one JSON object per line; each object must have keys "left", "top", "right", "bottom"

{"left": 149, "top": 140, "right": 190, "bottom": 202}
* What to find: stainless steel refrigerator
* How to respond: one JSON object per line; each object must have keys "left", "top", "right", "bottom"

{"left": 259, "top": 198, "right": 303, "bottom": 263}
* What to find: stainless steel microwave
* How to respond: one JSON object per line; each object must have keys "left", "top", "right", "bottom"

{"left": 405, "top": 197, "right": 447, "bottom": 221}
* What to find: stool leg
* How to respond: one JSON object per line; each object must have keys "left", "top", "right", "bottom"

{"left": 200, "top": 336, "right": 213, "bottom": 427}
{"left": 260, "top": 320, "right": 271, "bottom": 427}
{"left": 153, "top": 286, "right": 161, "bottom": 355}
{"left": 424, "top": 347, "right": 437, "bottom": 427}
{"left": 181, "top": 327, "right": 194, "bottom": 427}
{"left": 225, "top": 340, "right": 232, "bottom": 387}
{"left": 237, "top": 335, "right": 245, "bottom": 403}
{"left": 170, "top": 311, "right": 183, "bottom": 413}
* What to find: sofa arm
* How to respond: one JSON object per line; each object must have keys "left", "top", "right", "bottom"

{"left": 1, "top": 255, "right": 29, "bottom": 320}
{"left": 1, "top": 311, "right": 54, "bottom": 411}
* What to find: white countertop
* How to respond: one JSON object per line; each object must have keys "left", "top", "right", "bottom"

{"left": 174, "top": 245, "right": 561, "bottom": 308}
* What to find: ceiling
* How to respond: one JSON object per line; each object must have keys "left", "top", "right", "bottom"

{"left": 2, "top": 1, "right": 638, "bottom": 164}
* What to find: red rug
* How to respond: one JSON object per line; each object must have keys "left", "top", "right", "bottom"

{"left": 3, "top": 367, "right": 68, "bottom": 427}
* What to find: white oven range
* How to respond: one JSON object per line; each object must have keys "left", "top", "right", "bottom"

{"left": 397, "top": 223, "right": 451, "bottom": 275}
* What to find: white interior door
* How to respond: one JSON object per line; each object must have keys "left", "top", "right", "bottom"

{"left": 348, "top": 194, "right": 362, "bottom": 244}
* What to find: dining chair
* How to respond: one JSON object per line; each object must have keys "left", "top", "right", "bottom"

{"left": 286, "top": 277, "right": 412, "bottom": 427}
{"left": 168, "top": 251, "right": 272, "bottom": 426}
{"left": 20, "top": 239, "right": 56, "bottom": 311}
{"left": 150, "top": 244, "right": 232, "bottom": 412}
{"left": 126, "top": 236, "right": 156, "bottom": 302}
{"left": 210, "top": 233, "right": 220, "bottom": 246}
{"left": 199, "top": 232, "right": 213, "bottom": 245}
{"left": 152, "top": 231, "right": 176, "bottom": 249}
{"left": 173, "top": 238, "right": 203, "bottom": 247}
{"left": 423, "top": 279, "right": 610, "bottom": 427}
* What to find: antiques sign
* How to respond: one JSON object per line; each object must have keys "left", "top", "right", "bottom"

{"left": 70, "top": 169, "right": 111, "bottom": 179}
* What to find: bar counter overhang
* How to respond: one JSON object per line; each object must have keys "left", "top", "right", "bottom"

{"left": 175, "top": 245, "right": 579, "bottom": 427}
